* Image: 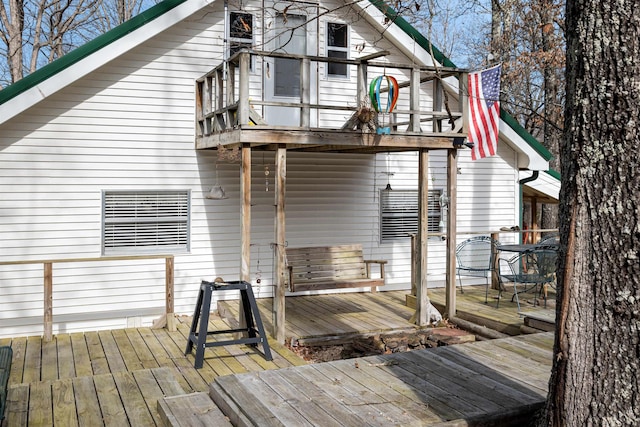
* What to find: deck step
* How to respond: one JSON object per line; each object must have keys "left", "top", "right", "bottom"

{"left": 158, "top": 392, "right": 233, "bottom": 427}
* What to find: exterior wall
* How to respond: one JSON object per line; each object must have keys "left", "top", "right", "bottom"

{"left": 0, "top": 1, "right": 519, "bottom": 338}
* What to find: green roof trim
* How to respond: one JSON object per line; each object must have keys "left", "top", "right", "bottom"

{"left": 367, "top": 0, "right": 456, "bottom": 68}
{"left": 500, "top": 109, "right": 553, "bottom": 161}
{"left": 0, "top": 0, "right": 187, "bottom": 106}
{"left": 545, "top": 169, "right": 560, "bottom": 180}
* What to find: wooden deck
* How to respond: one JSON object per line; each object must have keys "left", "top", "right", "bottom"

{"left": 210, "top": 332, "right": 553, "bottom": 426}
{"left": 220, "top": 286, "right": 555, "bottom": 345}
{"left": 0, "top": 288, "right": 555, "bottom": 426}
{"left": 0, "top": 316, "right": 306, "bottom": 427}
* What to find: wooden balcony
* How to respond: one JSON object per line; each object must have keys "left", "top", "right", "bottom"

{"left": 195, "top": 50, "right": 468, "bottom": 153}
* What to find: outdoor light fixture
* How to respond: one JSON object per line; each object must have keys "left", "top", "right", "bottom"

{"left": 207, "top": 157, "right": 228, "bottom": 199}
{"left": 453, "top": 137, "right": 475, "bottom": 149}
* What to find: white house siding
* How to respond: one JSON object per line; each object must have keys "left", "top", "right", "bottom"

{"left": 0, "top": 1, "right": 522, "bottom": 338}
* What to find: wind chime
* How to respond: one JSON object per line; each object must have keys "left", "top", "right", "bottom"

{"left": 369, "top": 74, "right": 399, "bottom": 134}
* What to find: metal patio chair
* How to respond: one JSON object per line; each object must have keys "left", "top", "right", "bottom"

{"left": 498, "top": 248, "right": 558, "bottom": 312}
{"left": 455, "top": 236, "right": 500, "bottom": 303}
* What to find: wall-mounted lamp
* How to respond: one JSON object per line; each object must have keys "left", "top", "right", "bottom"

{"left": 453, "top": 137, "right": 475, "bottom": 149}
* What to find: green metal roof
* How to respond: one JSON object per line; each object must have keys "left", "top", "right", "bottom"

{"left": 0, "top": 0, "right": 187, "bottom": 106}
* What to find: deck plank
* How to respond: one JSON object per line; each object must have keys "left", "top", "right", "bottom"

{"left": 57, "top": 334, "right": 76, "bottom": 380}
{"left": 124, "top": 328, "right": 160, "bottom": 370}
{"left": 4, "top": 384, "right": 29, "bottom": 426}
{"left": 52, "top": 378, "right": 79, "bottom": 427}
{"left": 112, "top": 371, "right": 156, "bottom": 426}
{"left": 7, "top": 337, "right": 26, "bottom": 384}
{"left": 85, "top": 331, "right": 111, "bottom": 375}
{"left": 97, "top": 331, "right": 128, "bottom": 374}
{"left": 70, "top": 332, "right": 94, "bottom": 377}
{"left": 22, "top": 336, "right": 42, "bottom": 383}
{"left": 131, "top": 368, "right": 169, "bottom": 425}
{"left": 93, "top": 373, "right": 130, "bottom": 427}
{"left": 72, "top": 375, "right": 104, "bottom": 426}
{"left": 311, "top": 360, "right": 429, "bottom": 425}
{"left": 27, "top": 380, "right": 53, "bottom": 427}
{"left": 111, "top": 329, "right": 144, "bottom": 372}
{"left": 326, "top": 358, "right": 443, "bottom": 424}
{"left": 212, "top": 375, "right": 284, "bottom": 427}
{"left": 40, "top": 337, "right": 59, "bottom": 381}
{"left": 255, "top": 369, "right": 346, "bottom": 427}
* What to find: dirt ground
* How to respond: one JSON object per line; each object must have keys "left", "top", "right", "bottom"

{"left": 287, "top": 323, "right": 476, "bottom": 363}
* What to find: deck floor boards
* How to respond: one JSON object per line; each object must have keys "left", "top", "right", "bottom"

{"left": 2, "top": 288, "right": 556, "bottom": 426}
{"left": 211, "top": 333, "right": 553, "bottom": 426}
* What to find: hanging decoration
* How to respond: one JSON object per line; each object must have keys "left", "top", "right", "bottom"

{"left": 369, "top": 74, "right": 399, "bottom": 135}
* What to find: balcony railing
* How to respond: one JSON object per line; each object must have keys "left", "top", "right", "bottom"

{"left": 195, "top": 50, "right": 468, "bottom": 141}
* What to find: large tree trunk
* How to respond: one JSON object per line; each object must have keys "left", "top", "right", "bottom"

{"left": 540, "top": 0, "right": 640, "bottom": 424}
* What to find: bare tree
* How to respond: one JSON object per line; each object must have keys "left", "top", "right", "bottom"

{"left": 0, "top": 0, "right": 25, "bottom": 84}
{"left": 538, "top": 0, "right": 640, "bottom": 424}
{"left": 0, "top": 0, "right": 155, "bottom": 87}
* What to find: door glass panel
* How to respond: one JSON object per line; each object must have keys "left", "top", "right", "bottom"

{"left": 274, "top": 13, "right": 306, "bottom": 97}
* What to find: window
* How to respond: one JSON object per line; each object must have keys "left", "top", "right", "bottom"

{"left": 380, "top": 189, "right": 442, "bottom": 242}
{"left": 229, "top": 12, "right": 254, "bottom": 68}
{"left": 102, "top": 191, "right": 190, "bottom": 254}
{"left": 326, "top": 22, "right": 348, "bottom": 77}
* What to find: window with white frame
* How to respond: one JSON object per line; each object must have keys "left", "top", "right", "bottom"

{"left": 229, "top": 11, "right": 254, "bottom": 69}
{"left": 102, "top": 191, "right": 190, "bottom": 254}
{"left": 326, "top": 22, "right": 348, "bottom": 77}
{"left": 380, "top": 189, "right": 442, "bottom": 242}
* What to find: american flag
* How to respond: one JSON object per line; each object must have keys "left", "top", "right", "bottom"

{"left": 468, "top": 65, "right": 501, "bottom": 160}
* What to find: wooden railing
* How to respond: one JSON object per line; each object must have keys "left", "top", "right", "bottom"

{"left": 195, "top": 49, "right": 466, "bottom": 137}
{"left": 0, "top": 255, "right": 175, "bottom": 341}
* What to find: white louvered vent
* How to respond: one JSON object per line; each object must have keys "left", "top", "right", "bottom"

{"left": 103, "top": 191, "right": 190, "bottom": 254}
{"left": 380, "top": 189, "right": 442, "bottom": 242}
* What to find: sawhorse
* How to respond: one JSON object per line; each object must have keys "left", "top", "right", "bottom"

{"left": 185, "top": 280, "right": 272, "bottom": 369}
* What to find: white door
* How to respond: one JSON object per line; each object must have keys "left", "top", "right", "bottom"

{"left": 264, "top": 8, "right": 317, "bottom": 126}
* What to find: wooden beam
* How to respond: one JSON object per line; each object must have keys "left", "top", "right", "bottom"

{"left": 410, "top": 68, "right": 421, "bottom": 133}
{"left": 238, "top": 52, "right": 250, "bottom": 126}
{"left": 301, "top": 59, "right": 310, "bottom": 128}
{"left": 460, "top": 72, "right": 469, "bottom": 137}
{"left": 415, "top": 149, "right": 430, "bottom": 326}
{"left": 165, "top": 256, "right": 176, "bottom": 332}
{"left": 274, "top": 147, "right": 287, "bottom": 343}
{"left": 44, "top": 262, "right": 53, "bottom": 342}
{"left": 197, "top": 129, "right": 461, "bottom": 151}
{"left": 445, "top": 149, "right": 458, "bottom": 319}
{"left": 240, "top": 144, "right": 251, "bottom": 330}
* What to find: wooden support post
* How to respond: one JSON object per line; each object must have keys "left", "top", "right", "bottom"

{"left": 410, "top": 233, "right": 417, "bottom": 296}
{"left": 410, "top": 68, "right": 421, "bottom": 133}
{"left": 274, "top": 146, "right": 287, "bottom": 343}
{"left": 227, "top": 61, "right": 236, "bottom": 126}
{"left": 44, "top": 262, "right": 53, "bottom": 341}
{"left": 531, "top": 196, "right": 539, "bottom": 243}
{"left": 415, "top": 149, "right": 430, "bottom": 326}
{"left": 301, "top": 58, "right": 311, "bottom": 128}
{"left": 165, "top": 256, "right": 176, "bottom": 331}
{"left": 357, "top": 61, "right": 368, "bottom": 106}
{"left": 491, "top": 232, "right": 500, "bottom": 290}
{"left": 460, "top": 72, "right": 469, "bottom": 137}
{"left": 239, "top": 144, "right": 251, "bottom": 331}
{"left": 433, "top": 77, "right": 442, "bottom": 132}
{"left": 238, "top": 52, "right": 250, "bottom": 126}
{"left": 445, "top": 149, "right": 458, "bottom": 319}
